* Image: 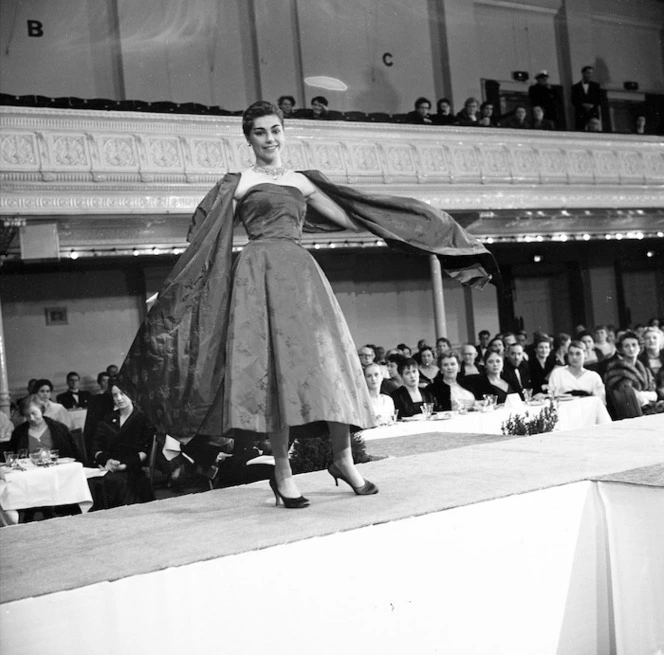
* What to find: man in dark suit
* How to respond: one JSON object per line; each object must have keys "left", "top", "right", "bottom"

{"left": 528, "top": 70, "right": 558, "bottom": 125}
{"left": 56, "top": 371, "right": 92, "bottom": 409}
{"left": 571, "top": 65, "right": 602, "bottom": 131}
{"left": 502, "top": 343, "right": 531, "bottom": 399}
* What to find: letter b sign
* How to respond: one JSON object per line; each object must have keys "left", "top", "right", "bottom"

{"left": 28, "top": 20, "right": 44, "bottom": 37}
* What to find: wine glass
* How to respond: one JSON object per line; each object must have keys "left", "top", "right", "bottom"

{"left": 523, "top": 388, "right": 533, "bottom": 404}
{"left": 422, "top": 403, "right": 434, "bottom": 419}
{"left": 3, "top": 451, "right": 17, "bottom": 468}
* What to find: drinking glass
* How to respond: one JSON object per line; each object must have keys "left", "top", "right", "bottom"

{"left": 3, "top": 451, "right": 17, "bottom": 468}
{"left": 18, "top": 449, "right": 28, "bottom": 462}
{"left": 49, "top": 449, "right": 59, "bottom": 465}
{"left": 523, "top": 388, "right": 533, "bottom": 404}
{"left": 390, "top": 410, "right": 399, "bottom": 425}
{"left": 29, "top": 452, "right": 42, "bottom": 466}
{"left": 458, "top": 399, "right": 469, "bottom": 415}
{"left": 422, "top": 403, "right": 434, "bottom": 419}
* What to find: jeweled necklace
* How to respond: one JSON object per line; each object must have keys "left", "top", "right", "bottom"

{"left": 251, "top": 163, "right": 288, "bottom": 179}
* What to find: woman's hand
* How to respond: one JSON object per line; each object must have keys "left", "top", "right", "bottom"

{"left": 104, "top": 459, "right": 127, "bottom": 472}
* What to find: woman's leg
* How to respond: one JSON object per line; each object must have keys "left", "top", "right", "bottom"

{"left": 269, "top": 427, "right": 302, "bottom": 497}
{"left": 329, "top": 422, "right": 365, "bottom": 488}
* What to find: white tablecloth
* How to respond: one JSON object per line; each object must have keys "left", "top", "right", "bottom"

{"left": 0, "top": 461, "right": 93, "bottom": 526}
{"left": 361, "top": 396, "right": 612, "bottom": 441}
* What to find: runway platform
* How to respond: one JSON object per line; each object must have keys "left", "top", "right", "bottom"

{"left": 1, "top": 414, "right": 663, "bottom": 655}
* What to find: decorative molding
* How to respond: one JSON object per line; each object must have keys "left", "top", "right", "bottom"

{"left": 1, "top": 107, "right": 663, "bottom": 254}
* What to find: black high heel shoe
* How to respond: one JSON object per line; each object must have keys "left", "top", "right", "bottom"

{"left": 269, "top": 474, "right": 310, "bottom": 509}
{"left": 328, "top": 463, "right": 378, "bottom": 496}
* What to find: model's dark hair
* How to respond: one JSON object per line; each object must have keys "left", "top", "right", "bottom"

{"left": 242, "top": 101, "right": 283, "bottom": 139}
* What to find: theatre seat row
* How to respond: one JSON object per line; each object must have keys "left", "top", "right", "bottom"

{"left": 0, "top": 94, "right": 409, "bottom": 123}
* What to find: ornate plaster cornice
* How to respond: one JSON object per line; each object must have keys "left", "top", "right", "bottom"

{"left": 1, "top": 107, "right": 663, "bottom": 255}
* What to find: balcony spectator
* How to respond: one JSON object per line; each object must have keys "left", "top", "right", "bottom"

{"left": 531, "top": 105, "right": 555, "bottom": 130}
{"left": 432, "top": 98, "right": 456, "bottom": 125}
{"left": 456, "top": 97, "right": 480, "bottom": 126}
{"left": 547, "top": 340, "right": 606, "bottom": 403}
{"left": 502, "top": 105, "right": 530, "bottom": 129}
{"left": 478, "top": 101, "right": 498, "bottom": 127}
{"left": 305, "top": 96, "right": 340, "bottom": 120}
{"left": 56, "top": 371, "right": 92, "bottom": 410}
{"left": 528, "top": 70, "right": 558, "bottom": 125}
{"left": 585, "top": 117, "right": 602, "bottom": 132}
{"left": 278, "top": 95, "right": 296, "bottom": 118}
{"left": 391, "top": 357, "right": 436, "bottom": 418}
{"left": 406, "top": 97, "right": 433, "bottom": 124}
{"left": 630, "top": 114, "right": 648, "bottom": 135}
{"left": 427, "top": 351, "right": 476, "bottom": 411}
{"left": 572, "top": 66, "right": 602, "bottom": 131}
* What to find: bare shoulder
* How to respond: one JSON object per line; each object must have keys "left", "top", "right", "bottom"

{"left": 289, "top": 171, "right": 317, "bottom": 198}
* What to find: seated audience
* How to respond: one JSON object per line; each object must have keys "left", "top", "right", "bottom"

{"left": 382, "top": 352, "right": 405, "bottom": 394}
{"left": 427, "top": 351, "right": 476, "bottom": 411}
{"left": 364, "top": 363, "right": 396, "bottom": 425}
{"left": 396, "top": 342, "right": 412, "bottom": 357}
{"left": 358, "top": 345, "right": 376, "bottom": 370}
{"left": 405, "top": 97, "right": 433, "bottom": 124}
{"left": 501, "top": 105, "right": 530, "bottom": 129}
{"left": 605, "top": 331, "right": 661, "bottom": 418}
{"left": 0, "top": 410, "right": 14, "bottom": 443}
{"left": 502, "top": 342, "right": 531, "bottom": 399}
{"left": 34, "top": 379, "right": 72, "bottom": 429}
{"left": 578, "top": 331, "right": 600, "bottom": 366}
{"left": 528, "top": 335, "right": 557, "bottom": 395}
{"left": 585, "top": 117, "right": 602, "bottom": 132}
{"left": 472, "top": 348, "right": 515, "bottom": 404}
{"left": 553, "top": 332, "right": 571, "bottom": 366}
{"left": 516, "top": 330, "right": 529, "bottom": 350}
{"left": 278, "top": 95, "right": 296, "bottom": 118}
{"left": 96, "top": 371, "right": 110, "bottom": 394}
{"left": 501, "top": 332, "right": 517, "bottom": 349}
{"left": 476, "top": 329, "right": 491, "bottom": 358}
{"left": 477, "top": 101, "right": 498, "bottom": 127}
{"left": 528, "top": 70, "right": 558, "bottom": 125}
{"left": 89, "top": 383, "right": 154, "bottom": 510}
{"left": 531, "top": 105, "right": 555, "bottom": 130}
{"left": 547, "top": 340, "right": 606, "bottom": 404}
{"left": 456, "top": 97, "right": 480, "bottom": 126}
{"left": 106, "top": 364, "right": 119, "bottom": 377}
{"left": 639, "top": 327, "right": 664, "bottom": 399}
{"left": 307, "top": 96, "right": 340, "bottom": 120}
{"left": 593, "top": 325, "right": 616, "bottom": 359}
{"left": 487, "top": 336, "right": 505, "bottom": 357}
{"left": 391, "top": 357, "right": 436, "bottom": 417}
{"left": 9, "top": 395, "right": 82, "bottom": 459}
{"left": 432, "top": 98, "right": 456, "bottom": 125}
{"left": 417, "top": 346, "right": 439, "bottom": 387}
{"left": 56, "top": 371, "right": 92, "bottom": 409}
{"left": 435, "top": 337, "right": 453, "bottom": 359}
{"left": 459, "top": 343, "right": 483, "bottom": 377}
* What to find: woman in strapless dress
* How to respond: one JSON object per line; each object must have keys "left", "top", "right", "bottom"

{"left": 118, "top": 101, "right": 498, "bottom": 508}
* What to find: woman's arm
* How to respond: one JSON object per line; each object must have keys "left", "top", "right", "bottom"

{"left": 300, "top": 176, "right": 357, "bottom": 230}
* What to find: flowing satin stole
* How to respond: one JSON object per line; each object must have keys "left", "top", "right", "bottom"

{"left": 118, "top": 175, "right": 241, "bottom": 442}
{"left": 118, "top": 171, "right": 497, "bottom": 442}
{"left": 300, "top": 170, "right": 499, "bottom": 289}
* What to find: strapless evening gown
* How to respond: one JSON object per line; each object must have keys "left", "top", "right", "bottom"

{"left": 224, "top": 183, "right": 374, "bottom": 433}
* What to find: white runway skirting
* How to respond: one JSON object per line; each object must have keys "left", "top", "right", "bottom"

{"left": 2, "top": 480, "right": 662, "bottom": 655}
